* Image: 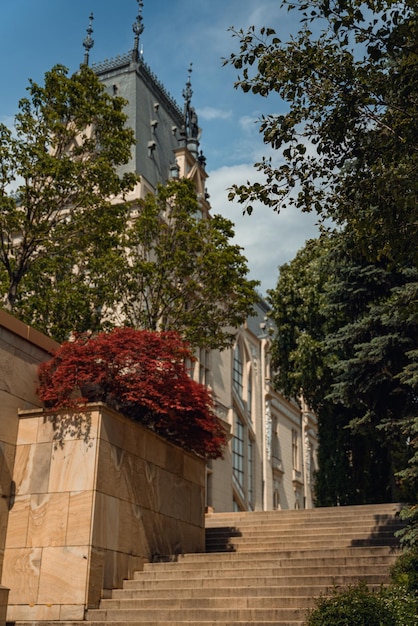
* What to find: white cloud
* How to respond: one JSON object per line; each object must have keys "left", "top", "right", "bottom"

{"left": 207, "top": 163, "right": 321, "bottom": 295}
{"left": 198, "top": 107, "right": 232, "bottom": 121}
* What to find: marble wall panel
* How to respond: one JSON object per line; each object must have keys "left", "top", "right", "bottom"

{"left": 48, "top": 438, "right": 97, "bottom": 493}
{"left": 59, "top": 604, "right": 85, "bottom": 621}
{"left": 0, "top": 441, "right": 14, "bottom": 500}
{"left": 0, "top": 344, "right": 39, "bottom": 408}
{"left": 0, "top": 392, "right": 21, "bottom": 445}
{"left": 86, "top": 547, "right": 105, "bottom": 609}
{"left": 190, "top": 481, "right": 206, "bottom": 528}
{"left": 4, "top": 495, "right": 30, "bottom": 549}
{"left": 37, "top": 546, "right": 89, "bottom": 605}
{"left": 143, "top": 434, "right": 167, "bottom": 469}
{"left": 123, "top": 418, "right": 146, "bottom": 458}
{"left": 17, "top": 417, "right": 39, "bottom": 445}
{"left": 96, "top": 440, "right": 126, "bottom": 500}
{"left": 27, "top": 492, "right": 69, "bottom": 548}
{"left": 165, "top": 446, "right": 184, "bottom": 476}
{"left": 2, "top": 547, "right": 41, "bottom": 604}
{"left": 183, "top": 453, "right": 206, "bottom": 487}
{"left": 36, "top": 409, "right": 100, "bottom": 444}
{"left": 66, "top": 491, "right": 94, "bottom": 546}
{"left": 13, "top": 442, "right": 52, "bottom": 496}
{"left": 0, "top": 585, "right": 9, "bottom": 626}
{"left": 91, "top": 492, "right": 120, "bottom": 552}
{"left": 7, "top": 602, "right": 60, "bottom": 622}
{"left": 120, "top": 454, "right": 149, "bottom": 507}
{"left": 99, "top": 409, "right": 125, "bottom": 449}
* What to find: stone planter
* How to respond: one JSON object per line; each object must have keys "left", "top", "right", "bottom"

{"left": 3, "top": 404, "right": 205, "bottom": 621}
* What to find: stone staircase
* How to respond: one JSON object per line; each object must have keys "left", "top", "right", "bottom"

{"left": 23, "top": 503, "right": 404, "bottom": 626}
{"left": 85, "top": 502, "right": 402, "bottom": 626}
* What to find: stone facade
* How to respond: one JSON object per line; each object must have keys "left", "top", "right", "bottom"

{"left": 205, "top": 301, "right": 317, "bottom": 513}
{"left": 3, "top": 404, "right": 205, "bottom": 622}
{"left": 0, "top": 311, "right": 59, "bottom": 625}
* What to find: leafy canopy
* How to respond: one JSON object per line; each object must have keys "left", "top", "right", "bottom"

{"left": 225, "top": 0, "right": 418, "bottom": 266}
{"left": 226, "top": 0, "right": 418, "bottom": 503}
{"left": 113, "top": 178, "right": 260, "bottom": 350}
{"left": 37, "top": 328, "right": 227, "bottom": 459}
{"left": 0, "top": 64, "right": 137, "bottom": 323}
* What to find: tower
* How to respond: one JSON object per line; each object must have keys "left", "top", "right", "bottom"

{"left": 88, "top": 0, "right": 208, "bottom": 212}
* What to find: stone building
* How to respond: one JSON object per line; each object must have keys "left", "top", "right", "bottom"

{"left": 83, "top": 1, "right": 317, "bottom": 513}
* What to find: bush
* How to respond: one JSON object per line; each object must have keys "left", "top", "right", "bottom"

{"left": 306, "top": 581, "right": 396, "bottom": 626}
{"left": 395, "top": 504, "right": 418, "bottom": 551}
{"left": 37, "top": 328, "right": 227, "bottom": 459}
{"left": 381, "top": 583, "right": 418, "bottom": 626}
{"left": 390, "top": 547, "right": 418, "bottom": 595}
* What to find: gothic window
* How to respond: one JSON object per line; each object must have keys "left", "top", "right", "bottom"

{"left": 199, "top": 347, "right": 210, "bottom": 386}
{"left": 233, "top": 343, "right": 243, "bottom": 396}
{"left": 247, "top": 370, "right": 252, "bottom": 421}
{"left": 272, "top": 417, "right": 280, "bottom": 460}
{"left": 248, "top": 437, "right": 254, "bottom": 507}
{"left": 232, "top": 414, "right": 244, "bottom": 499}
{"left": 292, "top": 429, "right": 299, "bottom": 470}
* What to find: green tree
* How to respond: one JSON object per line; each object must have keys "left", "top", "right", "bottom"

{"left": 269, "top": 232, "right": 418, "bottom": 503}
{"left": 0, "top": 64, "right": 137, "bottom": 334}
{"left": 225, "top": 0, "right": 418, "bottom": 266}
{"left": 114, "top": 178, "right": 260, "bottom": 350}
{"left": 227, "top": 0, "right": 418, "bottom": 500}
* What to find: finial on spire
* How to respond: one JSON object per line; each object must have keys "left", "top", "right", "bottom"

{"left": 182, "top": 63, "right": 200, "bottom": 150}
{"left": 183, "top": 63, "right": 193, "bottom": 113}
{"left": 82, "top": 13, "right": 95, "bottom": 66}
{"left": 132, "top": 0, "right": 144, "bottom": 62}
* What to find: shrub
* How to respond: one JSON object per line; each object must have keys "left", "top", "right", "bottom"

{"left": 390, "top": 547, "right": 418, "bottom": 596}
{"left": 37, "top": 327, "right": 227, "bottom": 459}
{"left": 306, "top": 581, "right": 396, "bottom": 626}
{"left": 381, "top": 583, "right": 418, "bottom": 626}
{"left": 395, "top": 504, "right": 418, "bottom": 551}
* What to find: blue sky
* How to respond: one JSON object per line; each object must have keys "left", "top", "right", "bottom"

{"left": 0, "top": 0, "right": 322, "bottom": 295}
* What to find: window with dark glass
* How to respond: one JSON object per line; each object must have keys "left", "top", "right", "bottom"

{"left": 233, "top": 344, "right": 243, "bottom": 396}
{"left": 232, "top": 414, "right": 244, "bottom": 498}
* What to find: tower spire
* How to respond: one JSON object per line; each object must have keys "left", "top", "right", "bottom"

{"left": 82, "top": 12, "right": 94, "bottom": 66}
{"left": 132, "top": 0, "right": 144, "bottom": 62}
{"left": 181, "top": 63, "right": 200, "bottom": 157}
{"left": 183, "top": 63, "right": 193, "bottom": 121}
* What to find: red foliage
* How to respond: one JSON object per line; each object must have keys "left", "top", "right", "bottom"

{"left": 37, "top": 328, "right": 227, "bottom": 459}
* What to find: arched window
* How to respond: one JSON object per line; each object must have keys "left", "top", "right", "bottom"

{"left": 233, "top": 343, "right": 243, "bottom": 396}
{"left": 247, "top": 370, "right": 252, "bottom": 420}
{"left": 232, "top": 414, "right": 244, "bottom": 499}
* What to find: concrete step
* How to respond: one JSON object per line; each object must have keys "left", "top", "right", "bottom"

{"left": 21, "top": 504, "right": 401, "bottom": 626}
{"left": 41, "top": 622, "right": 306, "bottom": 626}
{"left": 206, "top": 537, "right": 398, "bottom": 553}
{"left": 99, "top": 596, "right": 317, "bottom": 610}
{"left": 143, "top": 552, "right": 398, "bottom": 571}
{"left": 178, "top": 545, "right": 400, "bottom": 561}
{"left": 122, "top": 573, "right": 391, "bottom": 591}
{"left": 134, "top": 564, "right": 392, "bottom": 580}
{"left": 206, "top": 522, "right": 402, "bottom": 536}
{"left": 111, "top": 583, "right": 385, "bottom": 600}
{"left": 84, "top": 607, "right": 308, "bottom": 621}
{"left": 205, "top": 503, "right": 401, "bottom": 520}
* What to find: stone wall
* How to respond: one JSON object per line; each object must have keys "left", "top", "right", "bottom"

{"left": 0, "top": 310, "right": 59, "bottom": 625}
{"left": 3, "top": 404, "right": 206, "bottom": 622}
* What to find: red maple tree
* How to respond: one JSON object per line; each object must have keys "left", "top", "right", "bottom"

{"left": 37, "top": 327, "right": 227, "bottom": 459}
